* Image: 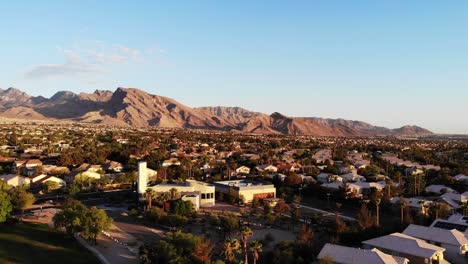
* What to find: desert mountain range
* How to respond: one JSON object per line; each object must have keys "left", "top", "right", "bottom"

{"left": 0, "top": 87, "right": 432, "bottom": 136}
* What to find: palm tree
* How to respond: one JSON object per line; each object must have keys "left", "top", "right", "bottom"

{"left": 240, "top": 226, "right": 253, "bottom": 264}
{"left": 418, "top": 200, "right": 426, "bottom": 215}
{"left": 169, "top": 187, "right": 180, "bottom": 200}
{"left": 145, "top": 189, "right": 157, "bottom": 209}
{"left": 156, "top": 192, "right": 171, "bottom": 207}
{"left": 460, "top": 201, "right": 468, "bottom": 216}
{"left": 432, "top": 202, "right": 442, "bottom": 219}
{"left": 249, "top": 240, "right": 263, "bottom": 264}
{"left": 223, "top": 238, "right": 241, "bottom": 264}
{"left": 374, "top": 198, "right": 381, "bottom": 227}
{"left": 398, "top": 197, "right": 408, "bottom": 224}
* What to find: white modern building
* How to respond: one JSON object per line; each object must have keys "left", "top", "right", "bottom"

{"left": 148, "top": 179, "right": 215, "bottom": 209}
{"left": 214, "top": 180, "right": 276, "bottom": 203}
{"left": 137, "top": 161, "right": 149, "bottom": 200}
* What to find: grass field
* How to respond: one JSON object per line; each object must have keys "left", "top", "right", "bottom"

{"left": 0, "top": 223, "right": 100, "bottom": 264}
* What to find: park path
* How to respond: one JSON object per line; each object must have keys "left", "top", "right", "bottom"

{"left": 26, "top": 204, "right": 141, "bottom": 264}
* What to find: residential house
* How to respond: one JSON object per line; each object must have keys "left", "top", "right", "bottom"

{"left": 403, "top": 224, "right": 467, "bottom": 263}
{"left": 430, "top": 214, "right": 468, "bottom": 236}
{"left": 439, "top": 192, "right": 468, "bottom": 211}
{"left": 340, "top": 173, "right": 366, "bottom": 182}
{"left": 406, "top": 166, "right": 424, "bottom": 176}
{"left": 317, "top": 173, "right": 342, "bottom": 183}
{"left": 391, "top": 197, "right": 433, "bottom": 215}
{"left": 255, "top": 164, "right": 278, "bottom": 173}
{"left": 31, "top": 174, "right": 66, "bottom": 188}
{"left": 318, "top": 243, "right": 409, "bottom": 264}
{"left": 104, "top": 160, "right": 123, "bottom": 173}
{"left": 14, "top": 159, "right": 43, "bottom": 176}
{"left": 362, "top": 233, "right": 446, "bottom": 264}
{"left": 0, "top": 174, "right": 31, "bottom": 187}
{"left": 453, "top": 174, "right": 468, "bottom": 185}
{"left": 425, "top": 185, "right": 456, "bottom": 195}
{"left": 235, "top": 166, "right": 251, "bottom": 175}
{"left": 162, "top": 158, "right": 181, "bottom": 167}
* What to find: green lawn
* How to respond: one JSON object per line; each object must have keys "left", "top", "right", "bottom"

{"left": 0, "top": 223, "right": 101, "bottom": 264}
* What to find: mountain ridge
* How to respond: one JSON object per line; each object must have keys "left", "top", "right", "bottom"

{"left": 0, "top": 87, "right": 433, "bottom": 136}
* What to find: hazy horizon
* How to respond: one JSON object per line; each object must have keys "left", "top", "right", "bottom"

{"left": 1, "top": 1, "right": 467, "bottom": 134}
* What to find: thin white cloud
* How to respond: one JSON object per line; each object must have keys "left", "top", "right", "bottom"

{"left": 25, "top": 42, "right": 162, "bottom": 79}
{"left": 25, "top": 49, "right": 102, "bottom": 79}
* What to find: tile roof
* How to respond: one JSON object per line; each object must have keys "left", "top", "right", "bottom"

{"left": 403, "top": 224, "right": 468, "bottom": 246}
{"left": 363, "top": 233, "right": 445, "bottom": 258}
{"left": 318, "top": 243, "right": 408, "bottom": 264}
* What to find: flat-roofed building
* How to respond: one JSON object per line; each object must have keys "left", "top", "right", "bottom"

{"left": 214, "top": 179, "right": 276, "bottom": 203}
{"left": 148, "top": 179, "right": 215, "bottom": 209}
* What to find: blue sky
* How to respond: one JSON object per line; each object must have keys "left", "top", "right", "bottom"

{"left": 0, "top": 1, "right": 467, "bottom": 134}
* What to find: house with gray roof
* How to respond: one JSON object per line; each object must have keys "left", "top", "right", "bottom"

{"left": 362, "top": 233, "right": 448, "bottom": 264}
{"left": 318, "top": 243, "right": 408, "bottom": 264}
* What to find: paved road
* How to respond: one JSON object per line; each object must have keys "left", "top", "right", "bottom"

{"left": 294, "top": 203, "right": 357, "bottom": 222}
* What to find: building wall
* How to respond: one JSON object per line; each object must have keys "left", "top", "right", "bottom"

{"left": 215, "top": 182, "right": 276, "bottom": 203}
{"left": 149, "top": 180, "right": 215, "bottom": 207}
{"left": 239, "top": 187, "right": 276, "bottom": 203}
{"left": 182, "top": 195, "right": 200, "bottom": 211}
{"left": 137, "top": 162, "right": 148, "bottom": 197}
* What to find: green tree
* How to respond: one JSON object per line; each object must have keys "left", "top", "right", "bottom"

{"left": 140, "top": 240, "right": 183, "bottom": 264}
{"left": 146, "top": 207, "right": 167, "bottom": 224}
{"left": 81, "top": 207, "right": 113, "bottom": 244}
{"left": 41, "top": 181, "right": 61, "bottom": 193}
{"left": 53, "top": 198, "right": 88, "bottom": 236}
{"left": 0, "top": 180, "right": 12, "bottom": 222}
{"left": 9, "top": 187, "right": 35, "bottom": 213}
{"left": 220, "top": 212, "right": 240, "bottom": 238}
{"left": 172, "top": 200, "right": 195, "bottom": 217}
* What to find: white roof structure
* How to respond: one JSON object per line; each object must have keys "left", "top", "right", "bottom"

{"left": 353, "top": 181, "right": 386, "bottom": 190}
{"left": 318, "top": 243, "right": 408, "bottom": 264}
{"left": 403, "top": 224, "right": 468, "bottom": 247}
{"left": 363, "top": 233, "right": 446, "bottom": 258}
{"left": 341, "top": 173, "right": 366, "bottom": 182}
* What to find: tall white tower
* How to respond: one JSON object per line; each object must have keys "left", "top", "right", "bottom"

{"left": 137, "top": 161, "right": 148, "bottom": 199}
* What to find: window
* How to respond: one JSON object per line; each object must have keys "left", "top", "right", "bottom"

{"left": 201, "top": 193, "right": 206, "bottom": 199}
